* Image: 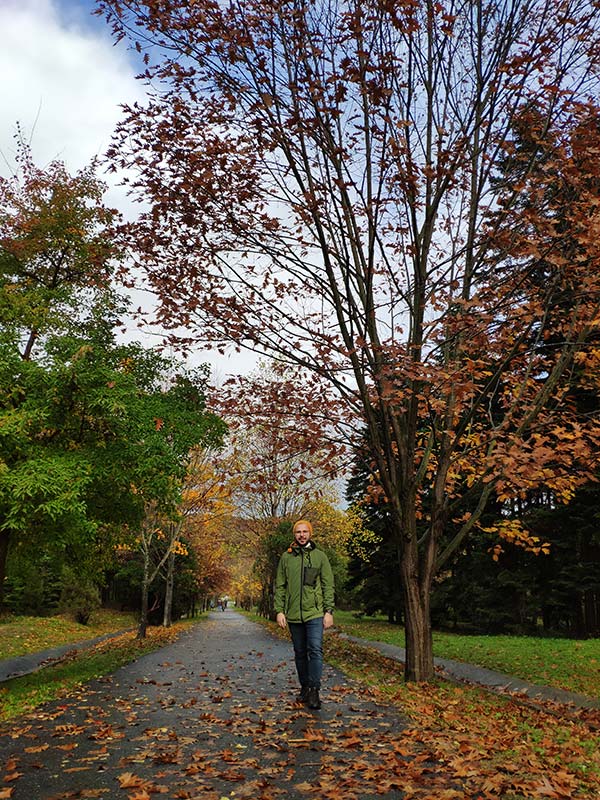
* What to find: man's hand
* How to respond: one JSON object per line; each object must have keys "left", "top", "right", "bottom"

{"left": 276, "top": 612, "right": 287, "bottom": 629}
{"left": 323, "top": 611, "right": 334, "bottom": 630}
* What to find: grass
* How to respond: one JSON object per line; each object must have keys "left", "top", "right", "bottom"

{"left": 0, "top": 612, "right": 201, "bottom": 723}
{"left": 333, "top": 609, "right": 600, "bottom": 699}
{"left": 323, "top": 633, "right": 600, "bottom": 799}
{"left": 0, "top": 609, "right": 136, "bottom": 660}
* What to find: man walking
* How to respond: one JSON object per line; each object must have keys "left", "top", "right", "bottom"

{"left": 275, "top": 520, "right": 335, "bottom": 710}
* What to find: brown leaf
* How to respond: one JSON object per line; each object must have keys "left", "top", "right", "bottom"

{"left": 54, "top": 724, "right": 85, "bottom": 736}
{"left": 118, "top": 773, "right": 145, "bottom": 789}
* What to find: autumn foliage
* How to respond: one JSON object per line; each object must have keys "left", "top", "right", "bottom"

{"left": 99, "top": 0, "right": 600, "bottom": 680}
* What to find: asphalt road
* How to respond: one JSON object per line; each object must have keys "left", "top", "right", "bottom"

{"left": 0, "top": 611, "right": 425, "bottom": 800}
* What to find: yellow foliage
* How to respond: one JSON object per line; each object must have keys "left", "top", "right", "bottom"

{"left": 480, "top": 518, "right": 551, "bottom": 559}
{"left": 302, "top": 499, "right": 363, "bottom": 554}
{"left": 171, "top": 541, "right": 188, "bottom": 556}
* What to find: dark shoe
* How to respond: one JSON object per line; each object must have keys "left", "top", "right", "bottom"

{"left": 307, "top": 687, "right": 321, "bottom": 709}
{"left": 296, "top": 687, "right": 309, "bottom": 703}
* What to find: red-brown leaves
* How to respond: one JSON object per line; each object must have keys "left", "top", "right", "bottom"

{"left": 89, "top": 0, "right": 600, "bottom": 684}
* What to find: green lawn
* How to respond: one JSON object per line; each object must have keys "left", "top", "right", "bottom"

{"left": 334, "top": 610, "right": 600, "bottom": 698}
{"left": 0, "top": 623, "right": 188, "bottom": 723}
{"left": 0, "top": 609, "right": 136, "bottom": 660}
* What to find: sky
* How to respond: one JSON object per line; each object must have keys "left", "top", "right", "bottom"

{"left": 1, "top": 0, "right": 257, "bottom": 378}
{"left": 0, "top": 0, "right": 141, "bottom": 191}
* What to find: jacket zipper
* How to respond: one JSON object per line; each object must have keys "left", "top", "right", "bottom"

{"left": 300, "top": 548, "right": 304, "bottom": 623}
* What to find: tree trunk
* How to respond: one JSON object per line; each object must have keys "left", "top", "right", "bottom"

{"left": 402, "top": 587, "right": 433, "bottom": 680}
{"left": 0, "top": 529, "right": 10, "bottom": 608}
{"left": 138, "top": 551, "right": 150, "bottom": 639}
{"left": 163, "top": 550, "right": 176, "bottom": 628}
{"left": 22, "top": 329, "right": 38, "bottom": 361}
{"left": 399, "top": 535, "right": 435, "bottom": 683}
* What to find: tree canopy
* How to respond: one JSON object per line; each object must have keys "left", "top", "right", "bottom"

{"left": 99, "top": 0, "right": 600, "bottom": 679}
{"left": 0, "top": 142, "right": 226, "bottom": 618}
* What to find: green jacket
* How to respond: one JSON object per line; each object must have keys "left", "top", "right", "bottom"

{"left": 274, "top": 540, "right": 335, "bottom": 623}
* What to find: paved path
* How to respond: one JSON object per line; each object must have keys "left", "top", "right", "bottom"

{"left": 0, "top": 630, "right": 136, "bottom": 683}
{"left": 0, "top": 612, "right": 425, "bottom": 800}
{"left": 340, "top": 635, "right": 600, "bottom": 709}
{"left": 4, "top": 620, "right": 596, "bottom": 710}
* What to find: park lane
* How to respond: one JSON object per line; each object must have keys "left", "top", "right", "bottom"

{"left": 0, "top": 611, "right": 429, "bottom": 800}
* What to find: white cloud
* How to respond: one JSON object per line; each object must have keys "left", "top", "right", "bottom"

{"left": 0, "top": 0, "right": 259, "bottom": 377}
{"left": 0, "top": 0, "right": 143, "bottom": 197}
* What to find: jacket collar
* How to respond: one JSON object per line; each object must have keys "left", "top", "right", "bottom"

{"left": 288, "top": 539, "right": 316, "bottom": 554}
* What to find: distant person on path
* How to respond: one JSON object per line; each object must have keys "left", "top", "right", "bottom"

{"left": 275, "top": 520, "right": 335, "bottom": 710}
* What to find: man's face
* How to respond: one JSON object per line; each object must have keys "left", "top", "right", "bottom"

{"left": 294, "top": 523, "right": 311, "bottom": 546}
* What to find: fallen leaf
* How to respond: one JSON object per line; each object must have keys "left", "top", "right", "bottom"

{"left": 118, "top": 773, "right": 145, "bottom": 789}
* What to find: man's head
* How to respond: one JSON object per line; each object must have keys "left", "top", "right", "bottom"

{"left": 293, "top": 519, "right": 313, "bottom": 546}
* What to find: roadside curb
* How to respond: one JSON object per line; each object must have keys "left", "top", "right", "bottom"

{"left": 337, "top": 633, "right": 600, "bottom": 710}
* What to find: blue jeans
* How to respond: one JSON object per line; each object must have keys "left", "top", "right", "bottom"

{"left": 288, "top": 617, "right": 324, "bottom": 689}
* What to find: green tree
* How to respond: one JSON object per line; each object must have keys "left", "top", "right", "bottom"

{"left": 0, "top": 140, "right": 121, "bottom": 604}
{"left": 345, "top": 457, "right": 403, "bottom": 624}
{"left": 0, "top": 143, "right": 227, "bottom": 617}
{"left": 118, "top": 362, "right": 226, "bottom": 638}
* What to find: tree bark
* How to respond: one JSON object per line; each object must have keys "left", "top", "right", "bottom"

{"left": 0, "top": 529, "right": 10, "bottom": 608}
{"left": 400, "top": 541, "right": 434, "bottom": 683}
{"left": 163, "top": 549, "right": 176, "bottom": 628}
{"left": 21, "top": 329, "right": 38, "bottom": 362}
{"left": 138, "top": 550, "right": 150, "bottom": 639}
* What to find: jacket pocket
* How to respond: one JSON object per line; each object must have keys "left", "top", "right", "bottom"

{"left": 303, "top": 566, "right": 319, "bottom": 587}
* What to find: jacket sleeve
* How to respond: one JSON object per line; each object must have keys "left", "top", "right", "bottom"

{"left": 320, "top": 552, "right": 335, "bottom": 611}
{"left": 274, "top": 554, "right": 287, "bottom": 614}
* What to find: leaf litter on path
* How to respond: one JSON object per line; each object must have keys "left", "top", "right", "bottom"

{"left": 1, "top": 614, "right": 599, "bottom": 799}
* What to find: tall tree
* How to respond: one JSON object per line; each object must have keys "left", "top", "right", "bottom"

{"left": 0, "top": 143, "right": 227, "bottom": 616}
{"left": 101, "top": 0, "right": 600, "bottom": 680}
{"left": 0, "top": 137, "right": 117, "bottom": 359}
{"left": 164, "top": 445, "right": 236, "bottom": 625}
{"left": 0, "top": 141, "right": 120, "bottom": 603}
{"left": 117, "top": 363, "right": 226, "bottom": 637}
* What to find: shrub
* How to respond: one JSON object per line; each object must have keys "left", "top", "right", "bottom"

{"left": 59, "top": 571, "right": 101, "bottom": 624}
